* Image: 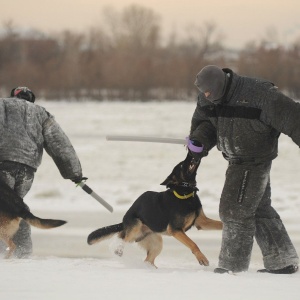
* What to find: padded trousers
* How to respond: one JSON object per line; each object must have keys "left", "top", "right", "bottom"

{"left": 218, "top": 161, "right": 299, "bottom": 272}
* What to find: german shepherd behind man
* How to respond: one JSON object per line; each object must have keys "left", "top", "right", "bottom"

{"left": 88, "top": 152, "right": 222, "bottom": 267}
{"left": 0, "top": 179, "right": 66, "bottom": 258}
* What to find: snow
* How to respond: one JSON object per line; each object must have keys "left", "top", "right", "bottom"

{"left": 0, "top": 101, "right": 299, "bottom": 300}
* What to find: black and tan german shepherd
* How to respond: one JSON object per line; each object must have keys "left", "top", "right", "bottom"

{"left": 0, "top": 179, "right": 66, "bottom": 258}
{"left": 87, "top": 152, "right": 222, "bottom": 267}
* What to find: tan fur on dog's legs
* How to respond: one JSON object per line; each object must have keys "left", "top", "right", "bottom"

{"left": 122, "top": 220, "right": 144, "bottom": 243}
{"left": 195, "top": 209, "right": 223, "bottom": 230}
{"left": 0, "top": 216, "right": 20, "bottom": 259}
{"left": 122, "top": 220, "right": 153, "bottom": 243}
{"left": 168, "top": 227, "right": 209, "bottom": 266}
{"left": 3, "top": 237, "right": 16, "bottom": 259}
{"left": 138, "top": 233, "right": 163, "bottom": 267}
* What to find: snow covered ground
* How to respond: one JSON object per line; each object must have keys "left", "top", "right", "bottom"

{"left": 0, "top": 101, "right": 299, "bottom": 300}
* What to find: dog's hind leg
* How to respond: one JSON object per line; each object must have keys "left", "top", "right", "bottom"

{"left": 122, "top": 219, "right": 145, "bottom": 243}
{"left": 2, "top": 237, "right": 16, "bottom": 259}
{"left": 138, "top": 233, "right": 163, "bottom": 268}
{"left": 195, "top": 209, "right": 223, "bottom": 230}
{"left": 114, "top": 236, "right": 125, "bottom": 257}
{"left": 122, "top": 219, "right": 163, "bottom": 265}
{"left": 0, "top": 217, "right": 20, "bottom": 258}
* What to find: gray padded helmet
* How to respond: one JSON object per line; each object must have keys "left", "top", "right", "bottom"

{"left": 194, "top": 65, "right": 227, "bottom": 102}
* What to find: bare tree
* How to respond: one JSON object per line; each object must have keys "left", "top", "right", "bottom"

{"left": 171, "top": 22, "right": 225, "bottom": 95}
{"left": 100, "top": 4, "right": 162, "bottom": 100}
{"left": 284, "top": 39, "right": 300, "bottom": 98}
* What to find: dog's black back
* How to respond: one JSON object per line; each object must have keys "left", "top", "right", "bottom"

{"left": 123, "top": 190, "right": 202, "bottom": 233}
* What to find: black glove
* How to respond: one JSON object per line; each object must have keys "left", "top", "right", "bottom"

{"left": 71, "top": 176, "right": 88, "bottom": 184}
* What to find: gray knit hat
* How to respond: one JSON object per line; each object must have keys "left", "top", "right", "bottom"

{"left": 194, "top": 65, "right": 227, "bottom": 102}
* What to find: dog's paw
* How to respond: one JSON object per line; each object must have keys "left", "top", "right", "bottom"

{"left": 114, "top": 246, "right": 124, "bottom": 257}
{"left": 144, "top": 260, "right": 157, "bottom": 269}
{"left": 199, "top": 259, "right": 209, "bottom": 266}
{"left": 194, "top": 251, "right": 209, "bottom": 266}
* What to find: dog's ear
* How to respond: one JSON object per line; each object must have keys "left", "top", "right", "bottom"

{"left": 160, "top": 161, "right": 181, "bottom": 187}
{"left": 161, "top": 159, "right": 184, "bottom": 187}
{"left": 160, "top": 174, "right": 172, "bottom": 186}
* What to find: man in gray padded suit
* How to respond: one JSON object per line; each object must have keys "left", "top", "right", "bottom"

{"left": 0, "top": 87, "right": 83, "bottom": 258}
{"left": 187, "top": 65, "right": 299, "bottom": 274}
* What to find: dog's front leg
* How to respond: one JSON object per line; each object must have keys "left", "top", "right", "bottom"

{"left": 195, "top": 209, "right": 223, "bottom": 230}
{"left": 168, "top": 228, "right": 209, "bottom": 266}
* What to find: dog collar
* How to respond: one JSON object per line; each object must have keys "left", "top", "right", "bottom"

{"left": 173, "top": 190, "right": 195, "bottom": 200}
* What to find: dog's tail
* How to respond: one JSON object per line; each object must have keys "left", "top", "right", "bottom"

{"left": 23, "top": 211, "right": 66, "bottom": 229}
{"left": 87, "top": 223, "right": 123, "bottom": 245}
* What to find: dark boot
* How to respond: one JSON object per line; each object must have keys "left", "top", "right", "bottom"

{"left": 257, "top": 265, "right": 298, "bottom": 274}
{"left": 214, "top": 268, "right": 230, "bottom": 274}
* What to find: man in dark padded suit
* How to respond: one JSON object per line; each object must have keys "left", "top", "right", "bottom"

{"left": 0, "top": 87, "right": 84, "bottom": 258}
{"left": 187, "top": 65, "right": 299, "bottom": 274}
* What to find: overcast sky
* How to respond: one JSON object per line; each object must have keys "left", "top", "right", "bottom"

{"left": 1, "top": 0, "right": 300, "bottom": 49}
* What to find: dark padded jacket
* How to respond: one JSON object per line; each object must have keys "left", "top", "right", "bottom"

{"left": 0, "top": 98, "right": 82, "bottom": 179}
{"left": 190, "top": 68, "right": 300, "bottom": 163}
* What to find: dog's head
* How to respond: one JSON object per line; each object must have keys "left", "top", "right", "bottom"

{"left": 160, "top": 152, "right": 200, "bottom": 191}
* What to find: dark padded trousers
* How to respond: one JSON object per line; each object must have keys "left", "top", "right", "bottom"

{"left": 218, "top": 161, "right": 299, "bottom": 272}
{"left": 0, "top": 161, "right": 35, "bottom": 258}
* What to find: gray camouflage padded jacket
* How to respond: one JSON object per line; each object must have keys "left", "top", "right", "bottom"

{"left": 0, "top": 98, "right": 82, "bottom": 179}
{"left": 190, "top": 68, "right": 300, "bottom": 163}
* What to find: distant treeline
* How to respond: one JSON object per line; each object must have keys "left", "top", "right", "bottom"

{"left": 1, "top": 4, "right": 300, "bottom": 100}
